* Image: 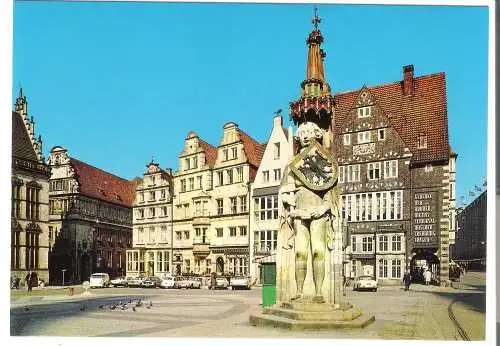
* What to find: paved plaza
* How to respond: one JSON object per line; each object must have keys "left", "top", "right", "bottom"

{"left": 10, "top": 272, "right": 485, "bottom": 340}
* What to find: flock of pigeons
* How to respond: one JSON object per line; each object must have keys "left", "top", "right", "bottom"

{"left": 23, "top": 299, "right": 153, "bottom": 313}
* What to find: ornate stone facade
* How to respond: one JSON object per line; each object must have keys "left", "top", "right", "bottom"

{"left": 48, "top": 146, "right": 136, "bottom": 284}
{"left": 11, "top": 89, "right": 52, "bottom": 285}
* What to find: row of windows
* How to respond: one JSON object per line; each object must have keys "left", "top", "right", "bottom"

{"left": 136, "top": 206, "right": 170, "bottom": 219}
{"left": 12, "top": 185, "right": 42, "bottom": 220}
{"left": 138, "top": 188, "right": 169, "bottom": 203}
{"left": 175, "top": 226, "right": 247, "bottom": 241}
{"left": 222, "top": 147, "right": 238, "bottom": 161}
{"left": 180, "top": 175, "right": 204, "bottom": 192}
{"left": 214, "top": 167, "right": 244, "bottom": 187}
{"left": 261, "top": 168, "right": 281, "bottom": 184}
{"left": 254, "top": 195, "right": 279, "bottom": 220}
{"left": 136, "top": 226, "right": 169, "bottom": 244}
{"left": 350, "top": 258, "right": 403, "bottom": 279}
{"left": 49, "top": 179, "right": 70, "bottom": 192}
{"left": 126, "top": 250, "right": 170, "bottom": 273}
{"left": 339, "top": 160, "right": 398, "bottom": 183}
{"left": 184, "top": 155, "right": 199, "bottom": 171}
{"left": 341, "top": 190, "right": 403, "bottom": 222}
{"left": 254, "top": 230, "right": 278, "bottom": 252}
{"left": 216, "top": 196, "right": 247, "bottom": 215}
{"left": 11, "top": 231, "right": 39, "bottom": 270}
{"left": 343, "top": 129, "right": 386, "bottom": 145}
{"left": 351, "top": 235, "right": 403, "bottom": 253}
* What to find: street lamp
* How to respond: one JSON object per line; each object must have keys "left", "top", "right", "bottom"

{"left": 61, "top": 269, "right": 67, "bottom": 286}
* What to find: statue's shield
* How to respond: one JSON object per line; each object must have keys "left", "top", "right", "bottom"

{"left": 290, "top": 139, "right": 338, "bottom": 191}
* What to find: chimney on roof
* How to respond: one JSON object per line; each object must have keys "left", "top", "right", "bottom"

{"left": 403, "top": 64, "right": 414, "bottom": 96}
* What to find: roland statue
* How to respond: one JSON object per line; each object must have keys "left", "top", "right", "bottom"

{"left": 277, "top": 121, "right": 343, "bottom": 305}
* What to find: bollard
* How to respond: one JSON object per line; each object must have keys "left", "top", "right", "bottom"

{"left": 68, "top": 287, "right": 74, "bottom": 296}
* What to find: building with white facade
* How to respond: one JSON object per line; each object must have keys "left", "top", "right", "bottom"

{"left": 126, "top": 161, "right": 173, "bottom": 277}
{"left": 249, "top": 115, "right": 294, "bottom": 283}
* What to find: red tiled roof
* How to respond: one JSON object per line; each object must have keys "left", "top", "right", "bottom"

{"left": 199, "top": 139, "right": 218, "bottom": 168}
{"left": 333, "top": 72, "right": 450, "bottom": 163}
{"left": 69, "top": 158, "right": 138, "bottom": 207}
{"left": 237, "top": 129, "right": 265, "bottom": 167}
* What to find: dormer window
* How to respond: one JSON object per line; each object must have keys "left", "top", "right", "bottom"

{"left": 417, "top": 133, "right": 428, "bottom": 149}
{"left": 357, "top": 106, "right": 371, "bottom": 118}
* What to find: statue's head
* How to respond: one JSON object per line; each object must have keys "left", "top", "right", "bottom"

{"left": 296, "top": 122, "right": 324, "bottom": 148}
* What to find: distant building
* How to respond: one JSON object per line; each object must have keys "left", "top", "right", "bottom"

{"left": 171, "top": 131, "right": 218, "bottom": 275}
{"left": 11, "top": 88, "right": 52, "bottom": 285}
{"left": 451, "top": 190, "right": 487, "bottom": 262}
{"left": 249, "top": 115, "right": 294, "bottom": 283}
{"left": 127, "top": 161, "right": 173, "bottom": 277}
{"left": 288, "top": 11, "right": 457, "bottom": 285}
{"left": 47, "top": 147, "right": 137, "bottom": 284}
{"left": 171, "top": 125, "right": 265, "bottom": 276}
{"left": 209, "top": 123, "right": 265, "bottom": 276}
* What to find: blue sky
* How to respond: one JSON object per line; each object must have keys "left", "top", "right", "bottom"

{"left": 12, "top": 2, "right": 489, "bottom": 205}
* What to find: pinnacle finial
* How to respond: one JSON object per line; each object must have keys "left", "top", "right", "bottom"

{"left": 312, "top": 5, "right": 321, "bottom": 30}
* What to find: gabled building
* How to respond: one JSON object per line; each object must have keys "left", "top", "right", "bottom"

{"left": 11, "top": 88, "right": 52, "bottom": 285}
{"left": 47, "top": 147, "right": 137, "bottom": 284}
{"left": 249, "top": 115, "right": 294, "bottom": 283}
{"left": 288, "top": 10, "right": 457, "bottom": 285}
{"left": 171, "top": 131, "right": 218, "bottom": 275}
{"left": 127, "top": 161, "right": 173, "bottom": 277}
{"left": 210, "top": 122, "right": 265, "bottom": 276}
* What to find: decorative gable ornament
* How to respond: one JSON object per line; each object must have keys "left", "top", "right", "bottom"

{"left": 290, "top": 139, "right": 338, "bottom": 191}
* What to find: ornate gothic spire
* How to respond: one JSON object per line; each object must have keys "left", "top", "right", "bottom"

{"left": 289, "top": 6, "right": 334, "bottom": 131}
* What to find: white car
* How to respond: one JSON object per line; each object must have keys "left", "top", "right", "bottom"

{"left": 89, "top": 273, "right": 110, "bottom": 288}
{"left": 353, "top": 275, "right": 378, "bottom": 292}
{"left": 127, "top": 276, "right": 145, "bottom": 287}
{"left": 160, "top": 276, "right": 177, "bottom": 289}
{"left": 230, "top": 276, "right": 252, "bottom": 290}
{"left": 210, "top": 277, "right": 229, "bottom": 290}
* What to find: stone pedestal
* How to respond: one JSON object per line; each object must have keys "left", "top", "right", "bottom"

{"left": 249, "top": 298, "right": 375, "bottom": 330}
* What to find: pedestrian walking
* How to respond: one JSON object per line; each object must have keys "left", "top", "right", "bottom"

{"left": 424, "top": 269, "right": 432, "bottom": 285}
{"left": 403, "top": 271, "right": 412, "bottom": 291}
{"left": 25, "top": 270, "right": 33, "bottom": 292}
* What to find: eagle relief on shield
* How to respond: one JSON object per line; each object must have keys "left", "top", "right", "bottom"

{"left": 290, "top": 138, "right": 338, "bottom": 191}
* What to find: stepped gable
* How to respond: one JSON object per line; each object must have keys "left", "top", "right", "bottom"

{"left": 333, "top": 72, "right": 449, "bottom": 163}
{"left": 198, "top": 139, "right": 218, "bottom": 168}
{"left": 237, "top": 129, "right": 265, "bottom": 167}
{"left": 12, "top": 111, "right": 38, "bottom": 161}
{"left": 69, "top": 158, "right": 137, "bottom": 207}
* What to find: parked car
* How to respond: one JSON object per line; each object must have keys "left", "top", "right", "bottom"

{"left": 141, "top": 276, "right": 161, "bottom": 288}
{"left": 230, "top": 276, "right": 252, "bottom": 290}
{"left": 127, "top": 276, "right": 145, "bottom": 287}
{"left": 160, "top": 275, "right": 176, "bottom": 289}
{"left": 353, "top": 275, "right": 378, "bottom": 292}
{"left": 185, "top": 277, "right": 202, "bottom": 289}
{"left": 110, "top": 276, "right": 128, "bottom": 287}
{"left": 89, "top": 273, "right": 110, "bottom": 288}
{"left": 209, "top": 277, "right": 229, "bottom": 290}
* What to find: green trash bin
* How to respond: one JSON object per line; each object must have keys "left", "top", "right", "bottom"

{"left": 261, "top": 263, "right": 276, "bottom": 307}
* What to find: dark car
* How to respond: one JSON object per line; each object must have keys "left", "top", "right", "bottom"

{"left": 141, "top": 276, "right": 161, "bottom": 288}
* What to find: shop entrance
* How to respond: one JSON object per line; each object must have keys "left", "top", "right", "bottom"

{"left": 216, "top": 257, "right": 224, "bottom": 275}
{"left": 410, "top": 249, "right": 439, "bottom": 284}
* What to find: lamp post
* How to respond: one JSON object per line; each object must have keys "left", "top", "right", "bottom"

{"left": 61, "top": 269, "right": 66, "bottom": 286}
